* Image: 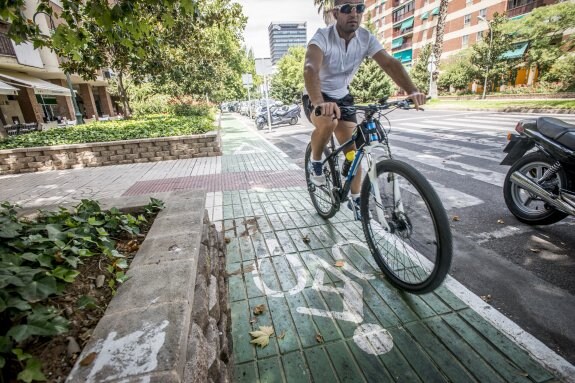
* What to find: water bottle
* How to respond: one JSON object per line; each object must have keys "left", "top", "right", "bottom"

{"left": 342, "top": 150, "right": 356, "bottom": 177}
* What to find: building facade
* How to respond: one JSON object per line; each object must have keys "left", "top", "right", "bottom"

{"left": 0, "top": 0, "right": 116, "bottom": 132}
{"left": 365, "top": 0, "right": 555, "bottom": 70}
{"left": 268, "top": 22, "right": 307, "bottom": 65}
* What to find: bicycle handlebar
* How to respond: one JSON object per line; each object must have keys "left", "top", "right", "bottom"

{"left": 314, "top": 96, "right": 431, "bottom": 117}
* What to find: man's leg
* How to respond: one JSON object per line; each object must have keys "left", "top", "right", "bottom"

{"left": 310, "top": 113, "right": 337, "bottom": 161}
{"left": 333, "top": 121, "right": 361, "bottom": 195}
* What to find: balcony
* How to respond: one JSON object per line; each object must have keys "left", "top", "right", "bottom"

{"left": 0, "top": 33, "right": 16, "bottom": 57}
{"left": 393, "top": 26, "right": 413, "bottom": 38}
{"left": 507, "top": 0, "right": 545, "bottom": 18}
{"left": 393, "top": 9, "right": 414, "bottom": 23}
{"left": 392, "top": 42, "right": 413, "bottom": 51}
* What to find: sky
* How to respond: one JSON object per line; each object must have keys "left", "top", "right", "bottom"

{"left": 235, "top": 0, "right": 327, "bottom": 58}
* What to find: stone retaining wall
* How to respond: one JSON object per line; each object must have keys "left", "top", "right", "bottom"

{"left": 0, "top": 131, "right": 221, "bottom": 175}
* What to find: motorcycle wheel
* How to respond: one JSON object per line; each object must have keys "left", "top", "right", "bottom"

{"left": 257, "top": 122, "right": 264, "bottom": 130}
{"left": 289, "top": 117, "right": 298, "bottom": 125}
{"left": 503, "top": 152, "right": 569, "bottom": 225}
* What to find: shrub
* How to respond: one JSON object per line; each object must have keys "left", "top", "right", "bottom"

{"left": 541, "top": 53, "right": 575, "bottom": 91}
{"left": 131, "top": 94, "right": 173, "bottom": 116}
{"left": 0, "top": 115, "right": 214, "bottom": 150}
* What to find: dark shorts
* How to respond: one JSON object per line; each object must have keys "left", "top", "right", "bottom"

{"left": 302, "top": 93, "right": 357, "bottom": 123}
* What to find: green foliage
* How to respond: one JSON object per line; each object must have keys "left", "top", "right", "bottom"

{"left": 270, "top": 47, "right": 307, "bottom": 104}
{"left": 0, "top": 115, "right": 214, "bottom": 150}
{"left": 504, "top": 2, "right": 575, "bottom": 75}
{"left": 0, "top": 199, "right": 163, "bottom": 381}
{"left": 350, "top": 59, "right": 394, "bottom": 104}
{"left": 438, "top": 49, "right": 477, "bottom": 91}
{"left": 540, "top": 53, "right": 575, "bottom": 91}
{"left": 471, "top": 13, "right": 518, "bottom": 90}
{"left": 410, "top": 44, "right": 432, "bottom": 94}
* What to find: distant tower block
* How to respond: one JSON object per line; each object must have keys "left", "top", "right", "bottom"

{"left": 268, "top": 22, "right": 307, "bottom": 65}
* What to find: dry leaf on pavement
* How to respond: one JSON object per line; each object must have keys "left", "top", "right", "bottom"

{"left": 253, "top": 304, "right": 266, "bottom": 316}
{"left": 302, "top": 235, "right": 310, "bottom": 244}
{"left": 480, "top": 294, "right": 492, "bottom": 302}
{"left": 249, "top": 326, "right": 275, "bottom": 348}
{"left": 224, "top": 237, "right": 231, "bottom": 244}
{"left": 497, "top": 219, "right": 505, "bottom": 224}
{"left": 79, "top": 352, "right": 97, "bottom": 366}
{"left": 335, "top": 260, "right": 345, "bottom": 268}
{"left": 452, "top": 216, "right": 460, "bottom": 222}
{"left": 529, "top": 248, "right": 540, "bottom": 253}
{"left": 316, "top": 333, "right": 324, "bottom": 343}
{"left": 277, "top": 331, "right": 286, "bottom": 340}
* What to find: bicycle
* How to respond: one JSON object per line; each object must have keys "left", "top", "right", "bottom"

{"left": 304, "top": 98, "right": 453, "bottom": 294}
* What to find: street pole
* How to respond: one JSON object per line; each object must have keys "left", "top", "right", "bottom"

{"left": 264, "top": 75, "right": 272, "bottom": 132}
{"left": 65, "top": 72, "right": 84, "bottom": 125}
{"left": 247, "top": 87, "right": 252, "bottom": 119}
{"left": 480, "top": 18, "right": 493, "bottom": 100}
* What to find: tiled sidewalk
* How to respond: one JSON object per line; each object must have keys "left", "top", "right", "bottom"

{"left": 214, "top": 116, "right": 564, "bottom": 383}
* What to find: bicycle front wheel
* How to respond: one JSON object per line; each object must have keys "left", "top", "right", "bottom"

{"left": 360, "top": 160, "right": 452, "bottom": 294}
{"left": 304, "top": 142, "right": 340, "bottom": 219}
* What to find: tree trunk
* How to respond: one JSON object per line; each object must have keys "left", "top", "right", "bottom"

{"left": 117, "top": 71, "right": 132, "bottom": 117}
{"left": 430, "top": 0, "right": 449, "bottom": 98}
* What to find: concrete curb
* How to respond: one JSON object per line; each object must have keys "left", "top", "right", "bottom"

{"left": 64, "top": 191, "right": 207, "bottom": 383}
{"left": 426, "top": 107, "right": 575, "bottom": 114}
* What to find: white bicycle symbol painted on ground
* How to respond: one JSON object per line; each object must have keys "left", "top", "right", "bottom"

{"left": 251, "top": 240, "right": 394, "bottom": 356}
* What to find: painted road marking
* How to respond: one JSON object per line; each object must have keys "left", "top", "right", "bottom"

{"left": 233, "top": 143, "right": 267, "bottom": 155}
{"left": 468, "top": 226, "right": 523, "bottom": 244}
{"left": 393, "top": 124, "right": 503, "bottom": 147}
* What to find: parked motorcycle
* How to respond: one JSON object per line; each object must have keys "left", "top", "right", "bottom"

{"left": 256, "top": 104, "right": 301, "bottom": 130}
{"left": 501, "top": 117, "right": 575, "bottom": 225}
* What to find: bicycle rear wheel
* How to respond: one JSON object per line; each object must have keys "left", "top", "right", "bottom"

{"left": 305, "top": 142, "right": 340, "bottom": 219}
{"left": 360, "top": 160, "right": 452, "bottom": 294}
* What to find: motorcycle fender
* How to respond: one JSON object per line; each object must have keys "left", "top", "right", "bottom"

{"left": 500, "top": 135, "right": 534, "bottom": 166}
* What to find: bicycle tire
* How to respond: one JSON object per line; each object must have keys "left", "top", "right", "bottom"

{"left": 305, "top": 142, "right": 340, "bottom": 219}
{"left": 360, "top": 159, "right": 452, "bottom": 294}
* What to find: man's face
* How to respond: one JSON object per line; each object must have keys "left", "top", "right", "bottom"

{"left": 333, "top": 1, "right": 365, "bottom": 34}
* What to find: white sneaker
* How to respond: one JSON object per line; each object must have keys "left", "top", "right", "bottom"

{"left": 310, "top": 161, "right": 326, "bottom": 187}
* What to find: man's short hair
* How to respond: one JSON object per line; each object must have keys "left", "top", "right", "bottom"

{"left": 334, "top": 0, "right": 363, "bottom": 5}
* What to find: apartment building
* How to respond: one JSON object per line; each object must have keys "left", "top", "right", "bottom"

{"left": 365, "top": 0, "right": 555, "bottom": 69}
{"left": 268, "top": 22, "right": 307, "bottom": 65}
{"left": 0, "top": 0, "right": 115, "bottom": 130}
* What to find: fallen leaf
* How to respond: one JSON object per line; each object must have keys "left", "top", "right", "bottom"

{"left": 249, "top": 317, "right": 258, "bottom": 325}
{"left": 277, "top": 331, "right": 286, "bottom": 340}
{"left": 302, "top": 235, "right": 310, "bottom": 244}
{"left": 480, "top": 294, "right": 492, "bottom": 302}
{"left": 316, "top": 333, "right": 324, "bottom": 343}
{"left": 224, "top": 237, "right": 231, "bottom": 244}
{"left": 79, "top": 352, "right": 97, "bottom": 366}
{"left": 335, "top": 260, "right": 345, "bottom": 267}
{"left": 253, "top": 304, "right": 266, "bottom": 316}
{"left": 249, "top": 326, "right": 275, "bottom": 348}
{"left": 452, "top": 216, "right": 460, "bottom": 222}
{"left": 529, "top": 248, "right": 540, "bottom": 253}
{"left": 497, "top": 219, "right": 505, "bottom": 224}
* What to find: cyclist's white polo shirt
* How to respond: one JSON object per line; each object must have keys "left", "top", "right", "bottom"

{"left": 306, "top": 24, "right": 384, "bottom": 100}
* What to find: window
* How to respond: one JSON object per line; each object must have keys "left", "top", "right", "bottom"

{"left": 464, "top": 14, "right": 471, "bottom": 26}
{"left": 479, "top": 8, "right": 487, "bottom": 19}
{"left": 466, "top": 0, "right": 473, "bottom": 6}
{"left": 462, "top": 35, "right": 469, "bottom": 47}
{"left": 476, "top": 31, "right": 483, "bottom": 41}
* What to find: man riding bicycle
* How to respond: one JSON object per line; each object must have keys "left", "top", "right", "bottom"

{"left": 303, "top": 0, "right": 426, "bottom": 219}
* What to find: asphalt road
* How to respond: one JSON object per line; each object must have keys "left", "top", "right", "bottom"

{"left": 238, "top": 108, "right": 575, "bottom": 364}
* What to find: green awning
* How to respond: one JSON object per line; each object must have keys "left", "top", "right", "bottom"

{"left": 392, "top": 37, "right": 404, "bottom": 49}
{"left": 431, "top": 7, "right": 440, "bottom": 16}
{"left": 509, "top": 14, "right": 526, "bottom": 21}
{"left": 501, "top": 41, "right": 529, "bottom": 59}
{"left": 420, "top": 11, "right": 429, "bottom": 20}
{"left": 393, "top": 49, "right": 413, "bottom": 63}
{"left": 400, "top": 17, "right": 414, "bottom": 31}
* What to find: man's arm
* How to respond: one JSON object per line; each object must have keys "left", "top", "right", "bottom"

{"left": 372, "top": 50, "right": 426, "bottom": 108}
{"left": 303, "top": 44, "right": 341, "bottom": 118}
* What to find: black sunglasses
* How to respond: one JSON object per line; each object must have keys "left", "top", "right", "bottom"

{"left": 334, "top": 3, "right": 366, "bottom": 14}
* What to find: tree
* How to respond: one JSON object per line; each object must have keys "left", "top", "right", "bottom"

{"left": 270, "top": 46, "right": 306, "bottom": 104}
{"left": 541, "top": 53, "right": 575, "bottom": 91}
{"left": 503, "top": 2, "right": 575, "bottom": 77}
{"left": 410, "top": 44, "right": 432, "bottom": 94}
{"left": 350, "top": 60, "right": 394, "bottom": 103}
{"left": 471, "top": 13, "right": 516, "bottom": 93}
{"left": 429, "top": 0, "right": 449, "bottom": 97}
{"left": 313, "top": 0, "right": 335, "bottom": 25}
{"left": 437, "top": 49, "right": 476, "bottom": 92}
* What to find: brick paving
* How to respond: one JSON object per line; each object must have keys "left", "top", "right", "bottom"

{"left": 0, "top": 114, "right": 570, "bottom": 382}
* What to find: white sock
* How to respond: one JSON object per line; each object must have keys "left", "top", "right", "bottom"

{"left": 351, "top": 193, "right": 360, "bottom": 200}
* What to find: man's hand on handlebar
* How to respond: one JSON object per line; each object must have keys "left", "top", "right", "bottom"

{"left": 314, "top": 102, "right": 341, "bottom": 119}
{"left": 408, "top": 92, "right": 427, "bottom": 111}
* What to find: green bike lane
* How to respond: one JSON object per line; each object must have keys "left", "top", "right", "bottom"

{"left": 218, "top": 115, "right": 569, "bottom": 383}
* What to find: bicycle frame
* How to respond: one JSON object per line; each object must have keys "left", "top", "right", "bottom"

{"left": 321, "top": 117, "right": 405, "bottom": 232}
